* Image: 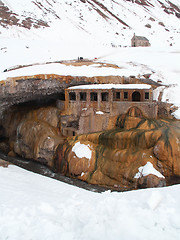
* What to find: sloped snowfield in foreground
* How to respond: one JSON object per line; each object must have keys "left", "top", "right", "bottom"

{"left": 0, "top": 164, "right": 180, "bottom": 240}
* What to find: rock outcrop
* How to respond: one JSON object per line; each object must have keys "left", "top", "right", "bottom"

{"left": 57, "top": 107, "right": 180, "bottom": 190}
{"left": 1, "top": 106, "right": 65, "bottom": 168}
{"left": 0, "top": 74, "right": 94, "bottom": 116}
{"left": 0, "top": 73, "right": 179, "bottom": 190}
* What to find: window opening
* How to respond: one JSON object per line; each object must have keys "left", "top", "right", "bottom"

{"left": 116, "top": 92, "right": 120, "bottom": 100}
{"left": 132, "top": 91, "right": 141, "bottom": 102}
{"left": 80, "top": 92, "right": 87, "bottom": 101}
{"left": 69, "top": 92, "right": 76, "bottom": 101}
{"left": 145, "top": 92, "right": 149, "bottom": 100}
{"left": 101, "top": 92, "right": 109, "bottom": 101}
{"left": 124, "top": 92, "right": 128, "bottom": 99}
{"left": 90, "top": 92, "right": 98, "bottom": 101}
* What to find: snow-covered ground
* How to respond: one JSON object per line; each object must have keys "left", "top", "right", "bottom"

{"left": 0, "top": 164, "right": 180, "bottom": 240}
{"left": 0, "top": 37, "right": 180, "bottom": 118}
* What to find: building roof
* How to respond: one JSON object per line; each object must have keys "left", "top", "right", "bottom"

{"left": 68, "top": 84, "right": 151, "bottom": 90}
{"left": 134, "top": 36, "right": 149, "bottom": 41}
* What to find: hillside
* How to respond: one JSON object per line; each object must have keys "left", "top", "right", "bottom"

{"left": 0, "top": 0, "right": 180, "bottom": 46}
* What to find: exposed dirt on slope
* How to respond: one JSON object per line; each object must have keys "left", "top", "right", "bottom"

{"left": 4, "top": 60, "right": 120, "bottom": 73}
{"left": 0, "top": 1, "right": 49, "bottom": 29}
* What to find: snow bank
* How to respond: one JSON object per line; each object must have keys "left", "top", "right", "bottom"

{"left": 134, "top": 162, "right": 165, "bottom": 179}
{"left": 72, "top": 141, "right": 92, "bottom": 159}
{"left": 0, "top": 165, "right": 180, "bottom": 240}
{"left": 172, "top": 105, "right": 180, "bottom": 120}
{"left": 68, "top": 84, "right": 151, "bottom": 90}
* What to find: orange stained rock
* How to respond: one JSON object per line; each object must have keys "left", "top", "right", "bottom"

{"left": 57, "top": 109, "right": 180, "bottom": 190}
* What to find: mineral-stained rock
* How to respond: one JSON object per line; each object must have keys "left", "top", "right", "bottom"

{"left": 136, "top": 174, "right": 166, "bottom": 189}
{"left": 8, "top": 150, "right": 16, "bottom": 157}
{"left": 0, "top": 159, "right": 12, "bottom": 168}
{"left": 0, "top": 141, "right": 10, "bottom": 154}
{"left": 57, "top": 109, "right": 180, "bottom": 190}
{"left": 1, "top": 106, "right": 65, "bottom": 168}
{"left": 14, "top": 119, "right": 64, "bottom": 167}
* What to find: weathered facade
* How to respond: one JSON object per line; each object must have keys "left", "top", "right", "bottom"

{"left": 131, "top": 34, "right": 150, "bottom": 47}
{"left": 58, "top": 84, "right": 156, "bottom": 137}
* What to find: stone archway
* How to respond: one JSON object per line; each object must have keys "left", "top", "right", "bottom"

{"left": 132, "top": 91, "right": 141, "bottom": 102}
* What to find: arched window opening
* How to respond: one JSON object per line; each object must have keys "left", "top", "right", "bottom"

{"left": 132, "top": 91, "right": 141, "bottom": 102}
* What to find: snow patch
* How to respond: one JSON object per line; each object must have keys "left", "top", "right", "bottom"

{"left": 134, "top": 162, "right": 165, "bottom": 179}
{"left": 68, "top": 84, "right": 151, "bottom": 90}
{"left": 72, "top": 141, "right": 92, "bottom": 159}
{"left": 96, "top": 111, "right": 104, "bottom": 115}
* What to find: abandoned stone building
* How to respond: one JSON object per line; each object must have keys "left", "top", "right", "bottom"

{"left": 131, "top": 34, "right": 150, "bottom": 47}
{"left": 57, "top": 84, "right": 159, "bottom": 137}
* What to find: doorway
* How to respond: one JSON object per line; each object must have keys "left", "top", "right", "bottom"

{"left": 132, "top": 91, "right": 141, "bottom": 101}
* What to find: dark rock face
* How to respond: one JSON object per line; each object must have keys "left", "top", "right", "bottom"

{"left": 0, "top": 74, "right": 94, "bottom": 117}
{"left": 57, "top": 107, "right": 180, "bottom": 190}
{"left": 136, "top": 174, "right": 166, "bottom": 189}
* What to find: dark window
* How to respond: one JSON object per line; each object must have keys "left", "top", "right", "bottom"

{"left": 59, "top": 92, "right": 65, "bottom": 100}
{"left": 80, "top": 92, "right": 87, "bottom": 101}
{"left": 69, "top": 92, "right": 76, "bottom": 101}
{"left": 132, "top": 91, "right": 141, "bottom": 101}
{"left": 73, "top": 131, "right": 75, "bottom": 136}
{"left": 124, "top": 92, "right": 128, "bottom": 99}
{"left": 116, "top": 92, "right": 120, "bottom": 99}
{"left": 145, "top": 92, "right": 149, "bottom": 100}
{"left": 90, "top": 92, "right": 98, "bottom": 101}
{"left": 101, "top": 92, "right": 109, "bottom": 101}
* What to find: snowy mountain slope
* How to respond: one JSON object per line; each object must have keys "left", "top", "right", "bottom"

{"left": 0, "top": 0, "right": 180, "bottom": 46}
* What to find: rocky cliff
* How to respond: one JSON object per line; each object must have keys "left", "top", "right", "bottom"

{"left": 0, "top": 74, "right": 95, "bottom": 116}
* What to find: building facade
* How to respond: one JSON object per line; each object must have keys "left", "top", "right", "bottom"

{"left": 131, "top": 34, "right": 150, "bottom": 47}
{"left": 58, "top": 84, "right": 157, "bottom": 137}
